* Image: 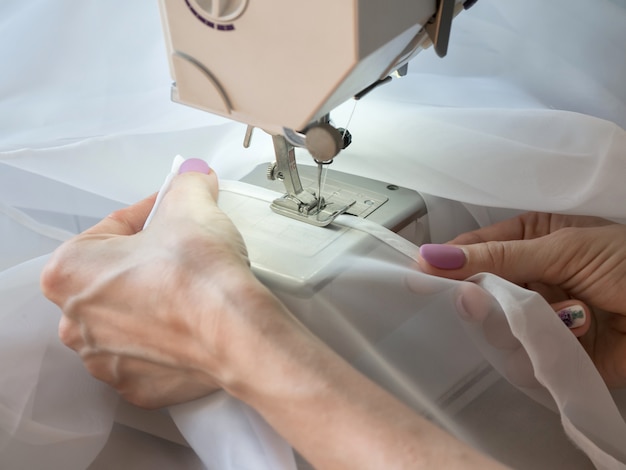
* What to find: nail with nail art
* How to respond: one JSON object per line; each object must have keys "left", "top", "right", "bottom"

{"left": 557, "top": 305, "right": 586, "bottom": 329}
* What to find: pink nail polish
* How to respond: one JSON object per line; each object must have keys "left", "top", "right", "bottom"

{"left": 557, "top": 305, "right": 586, "bottom": 329}
{"left": 179, "top": 158, "right": 211, "bottom": 175}
{"left": 419, "top": 244, "right": 466, "bottom": 270}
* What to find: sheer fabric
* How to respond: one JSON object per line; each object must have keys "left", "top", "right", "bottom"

{"left": 1, "top": 0, "right": 626, "bottom": 468}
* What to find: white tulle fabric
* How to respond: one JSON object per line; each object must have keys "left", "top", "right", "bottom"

{"left": 1, "top": 0, "right": 626, "bottom": 469}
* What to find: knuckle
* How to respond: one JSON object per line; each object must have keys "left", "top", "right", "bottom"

{"left": 542, "top": 228, "right": 585, "bottom": 281}
{"left": 40, "top": 243, "right": 80, "bottom": 304}
{"left": 454, "top": 232, "right": 484, "bottom": 245}
{"left": 106, "top": 209, "right": 135, "bottom": 233}
{"left": 548, "top": 227, "right": 578, "bottom": 256}
{"left": 58, "top": 316, "right": 77, "bottom": 348}
{"left": 519, "top": 212, "right": 552, "bottom": 239}
{"left": 106, "top": 208, "right": 126, "bottom": 222}
{"left": 482, "top": 241, "right": 508, "bottom": 272}
{"left": 40, "top": 252, "right": 65, "bottom": 302}
{"left": 122, "top": 389, "right": 158, "bottom": 410}
{"left": 554, "top": 226, "right": 578, "bottom": 238}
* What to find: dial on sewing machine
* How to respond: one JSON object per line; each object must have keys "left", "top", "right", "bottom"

{"left": 159, "top": 0, "right": 474, "bottom": 231}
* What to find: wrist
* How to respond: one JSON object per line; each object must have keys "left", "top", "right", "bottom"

{"left": 190, "top": 266, "right": 302, "bottom": 393}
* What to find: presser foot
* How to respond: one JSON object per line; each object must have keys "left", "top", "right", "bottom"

{"left": 270, "top": 194, "right": 355, "bottom": 227}
{"left": 242, "top": 163, "right": 426, "bottom": 233}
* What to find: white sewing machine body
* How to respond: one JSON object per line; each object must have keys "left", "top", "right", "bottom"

{"left": 159, "top": 0, "right": 466, "bottom": 135}
{"left": 159, "top": 0, "right": 470, "bottom": 227}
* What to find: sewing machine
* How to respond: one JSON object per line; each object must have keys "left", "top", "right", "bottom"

{"left": 158, "top": 0, "right": 476, "bottom": 229}
{"left": 114, "top": 1, "right": 494, "bottom": 454}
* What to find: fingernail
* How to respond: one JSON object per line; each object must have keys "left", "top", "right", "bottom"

{"left": 557, "top": 305, "right": 586, "bottom": 329}
{"left": 419, "top": 244, "right": 466, "bottom": 270}
{"left": 179, "top": 158, "right": 211, "bottom": 175}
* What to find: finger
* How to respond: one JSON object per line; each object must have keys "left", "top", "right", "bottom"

{"left": 58, "top": 315, "right": 85, "bottom": 351}
{"left": 418, "top": 236, "right": 561, "bottom": 285}
{"left": 84, "top": 193, "right": 157, "bottom": 236}
{"left": 551, "top": 300, "right": 590, "bottom": 337}
{"left": 455, "top": 283, "right": 520, "bottom": 351}
{"left": 454, "top": 282, "right": 495, "bottom": 323}
{"left": 449, "top": 212, "right": 612, "bottom": 245}
{"left": 150, "top": 159, "right": 220, "bottom": 224}
{"left": 179, "top": 157, "right": 213, "bottom": 179}
{"left": 171, "top": 161, "right": 219, "bottom": 202}
{"left": 450, "top": 215, "right": 528, "bottom": 245}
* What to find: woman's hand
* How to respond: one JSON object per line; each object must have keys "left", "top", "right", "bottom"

{"left": 418, "top": 212, "right": 626, "bottom": 388}
{"left": 40, "top": 161, "right": 275, "bottom": 408}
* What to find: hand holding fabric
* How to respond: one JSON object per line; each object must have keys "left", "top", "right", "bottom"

{"left": 418, "top": 212, "right": 626, "bottom": 388}
{"left": 40, "top": 163, "right": 277, "bottom": 408}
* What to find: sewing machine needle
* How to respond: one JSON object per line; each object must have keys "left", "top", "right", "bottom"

{"left": 317, "top": 161, "right": 323, "bottom": 213}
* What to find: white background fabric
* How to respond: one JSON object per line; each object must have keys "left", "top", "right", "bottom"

{"left": 1, "top": 0, "right": 626, "bottom": 468}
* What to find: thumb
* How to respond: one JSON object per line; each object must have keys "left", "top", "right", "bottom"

{"left": 418, "top": 237, "right": 562, "bottom": 285}
{"left": 168, "top": 158, "right": 219, "bottom": 203}
{"left": 175, "top": 158, "right": 219, "bottom": 201}
{"left": 149, "top": 158, "right": 220, "bottom": 225}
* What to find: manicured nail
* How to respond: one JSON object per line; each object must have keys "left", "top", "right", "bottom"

{"left": 557, "top": 305, "right": 586, "bottom": 329}
{"left": 419, "top": 244, "right": 466, "bottom": 270}
{"left": 179, "top": 158, "right": 211, "bottom": 175}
